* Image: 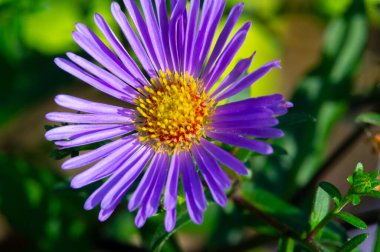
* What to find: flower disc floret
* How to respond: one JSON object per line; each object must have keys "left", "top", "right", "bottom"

{"left": 135, "top": 70, "right": 215, "bottom": 152}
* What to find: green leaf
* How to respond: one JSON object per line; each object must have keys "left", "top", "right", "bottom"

{"left": 367, "top": 190, "right": 380, "bottom": 198}
{"left": 320, "top": 182, "right": 342, "bottom": 204}
{"left": 337, "top": 233, "right": 368, "bottom": 252}
{"left": 336, "top": 212, "right": 367, "bottom": 229}
{"left": 278, "top": 237, "right": 295, "bottom": 252}
{"left": 309, "top": 186, "right": 331, "bottom": 230}
{"left": 240, "top": 183, "right": 307, "bottom": 231}
{"left": 356, "top": 112, "right": 380, "bottom": 126}
{"left": 150, "top": 207, "right": 191, "bottom": 252}
{"left": 351, "top": 195, "right": 361, "bottom": 206}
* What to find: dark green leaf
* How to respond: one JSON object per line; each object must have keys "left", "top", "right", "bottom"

{"left": 356, "top": 112, "right": 380, "bottom": 126}
{"left": 337, "top": 233, "right": 368, "bottom": 252}
{"left": 309, "top": 186, "right": 331, "bottom": 230}
{"left": 240, "top": 183, "right": 307, "bottom": 231}
{"left": 336, "top": 212, "right": 367, "bottom": 229}
{"left": 367, "top": 190, "right": 380, "bottom": 198}
{"left": 320, "top": 182, "right": 342, "bottom": 204}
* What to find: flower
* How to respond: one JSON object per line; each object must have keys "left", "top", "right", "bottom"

{"left": 45, "top": 0, "right": 292, "bottom": 232}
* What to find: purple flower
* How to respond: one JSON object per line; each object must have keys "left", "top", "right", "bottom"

{"left": 45, "top": 0, "right": 292, "bottom": 232}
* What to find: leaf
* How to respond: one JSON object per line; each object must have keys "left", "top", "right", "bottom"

{"left": 356, "top": 112, "right": 380, "bottom": 126}
{"left": 335, "top": 212, "right": 367, "bottom": 230}
{"left": 337, "top": 233, "right": 368, "bottom": 252}
{"left": 150, "top": 207, "right": 191, "bottom": 252}
{"left": 239, "top": 182, "right": 307, "bottom": 231}
{"left": 309, "top": 186, "right": 331, "bottom": 230}
{"left": 367, "top": 190, "right": 380, "bottom": 198}
{"left": 320, "top": 182, "right": 342, "bottom": 204}
{"left": 278, "top": 237, "right": 295, "bottom": 252}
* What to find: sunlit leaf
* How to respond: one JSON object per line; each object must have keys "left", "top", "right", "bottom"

{"left": 335, "top": 212, "right": 367, "bottom": 230}
{"left": 309, "top": 186, "right": 331, "bottom": 230}
{"left": 356, "top": 112, "right": 380, "bottom": 126}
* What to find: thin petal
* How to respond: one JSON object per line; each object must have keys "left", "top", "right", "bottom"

{"left": 211, "top": 53, "right": 255, "bottom": 97}
{"left": 111, "top": 2, "right": 156, "bottom": 77}
{"left": 54, "top": 58, "right": 135, "bottom": 103}
{"left": 45, "top": 124, "right": 122, "bottom": 141}
{"left": 46, "top": 112, "right": 133, "bottom": 124}
{"left": 55, "top": 125, "right": 135, "bottom": 148}
{"left": 200, "top": 138, "right": 248, "bottom": 175}
{"left": 206, "top": 132, "right": 273, "bottom": 155}
{"left": 164, "top": 152, "right": 180, "bottom": 210}
{"left": 94, "top": 13, "right": 149, "bottom": 86}
{"left": 62, "top": 136, "right": 135, "bottom": 170}
{"left": 217, "top": 60, "right": 281, "bottom": 101}
{"left": 202, "top": 3, "right": 244, "bottom": 78}
{"left": 192, "top": 145, "right": 227, "bottom": 206}
{"left": 54, "top": 94, "right": 133, "bottom": 115}
{"left": 71, "top": 139, "right": 140, "bottom": 189}
{"left": 203, "top": 22, "right": 251, "bottom": 90}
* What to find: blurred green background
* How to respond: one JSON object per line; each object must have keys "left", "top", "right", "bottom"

{"left": 0, "top": 0, "right": 379, "bottom": 251}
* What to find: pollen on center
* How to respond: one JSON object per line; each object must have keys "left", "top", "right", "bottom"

{"left": 135, "top": 70, "right": 215, "bottom": 153}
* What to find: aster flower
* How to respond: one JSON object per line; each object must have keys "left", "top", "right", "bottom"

{"left": 45, "top": 0, "right": 292, "bottom": 232}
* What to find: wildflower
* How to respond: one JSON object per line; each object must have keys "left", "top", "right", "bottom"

{"left": 45, "top": 0, "right": 292, "bottom": 231}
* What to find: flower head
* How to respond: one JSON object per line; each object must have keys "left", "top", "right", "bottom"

{"left": 45, "top": 0, "right": 292, "bottom": 231}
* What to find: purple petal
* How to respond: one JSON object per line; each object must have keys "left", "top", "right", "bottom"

{"left": 143, "top": 153, "right": 170, "bottom": 217}
{"left": 139, "top": 0, "right": 167, "bottom": 70}
{"left": 211, "top": 53, "right": 255, "bottom": 97}
{"left": 54, "top": 58, "right": 135, "bottom": 103}
{"left": 191, "top": 144, "right": 231, "bottom": 189}
{"left": 100, "top": 148, "right": 154, "bottom": 210}
{"left": 211, "top": 109, "right": 274, "bottom": 123}
{"left": 200, "top": 138, "right": 248, "bottom": 175}
{"left": 193, "top": 1, "right": 226, "bottom": 77}
{"left": 203, "top": 22, "right": 251, "bottom": 90}
{"left": 71, "top": 139, "right": 140, "bottom": 189}
{"left": 123, "top": 0, "right": 163, "bottom": 70}
{"left": 66, "top": 52, "right": 140, "bottom": 97}
{"left": 111, "top": 2, "right": 156, "bottom": 77}
{"left": 128, "top": 154, "right": 162, "bottom": 211}
{"left": 55, "top": 125, "right": 134, "bottom": 148}
{"left": 54, "top": 94, "right": 133, "bottom": 115}
{"left": 183, "top": 0, "right": 199, "bottom": 72}
{"left": 45, "top": 124, "right": 122, "bottom": 141}
{"left": 202, "top": 3, "right": 244, "bottom": 78}
{"left": 217, "top": 60, "right": 282, "bottom": 101}
{"left": 156, "top": 0, "right": 173, "bottom": 70}
{"left": 46, "top": 112, "right": 133, "bottom": 124}
{"left": 192, "top": 145, "right": 227, "bottom": 206}
{"left": 210, "top": 128, "right": 285, "bottom": 139}
{"left": 216, "top": 94, "right": 284, "bottom": 115}
{"left": 208, "top": 118, "right": 279, "bottom": 129}
{"left": 182, "top": 151, "right": 206, "bottom": 211}
{"left": 83, "top": 145, "right": 149, "bottom": 211}
{"left": 72, "top": 26, "right": 142, "bottom": 90}
{"left": 164, "top": 152, "right": 180, "bottom": 210}
{"left": 62, "top": 136, "right": 135, "bottom": 170}
{"left": 165, "top": 208, "right": 176, "bottom": 232}
{"left": 206, "top": 132, "right": 273, "bottom": 155}
{"left": 180, "top": 152, "right": 204, "bottom": 224}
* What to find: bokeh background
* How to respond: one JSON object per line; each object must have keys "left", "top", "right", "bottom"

{"left": 0, "top": 0, "right": 379, "bottom": 251}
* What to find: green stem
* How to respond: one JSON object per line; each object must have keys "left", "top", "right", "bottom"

{"left": 233, "top": 195, "right": 320, "bottom": 252}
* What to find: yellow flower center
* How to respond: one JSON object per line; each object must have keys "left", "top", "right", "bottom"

{"left": 135, "top": 70, "right": 215, "bottom": 153}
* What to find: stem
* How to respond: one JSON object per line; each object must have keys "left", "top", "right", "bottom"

{"left": 233, "top": 195, "right": 320, "bottom": 252}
